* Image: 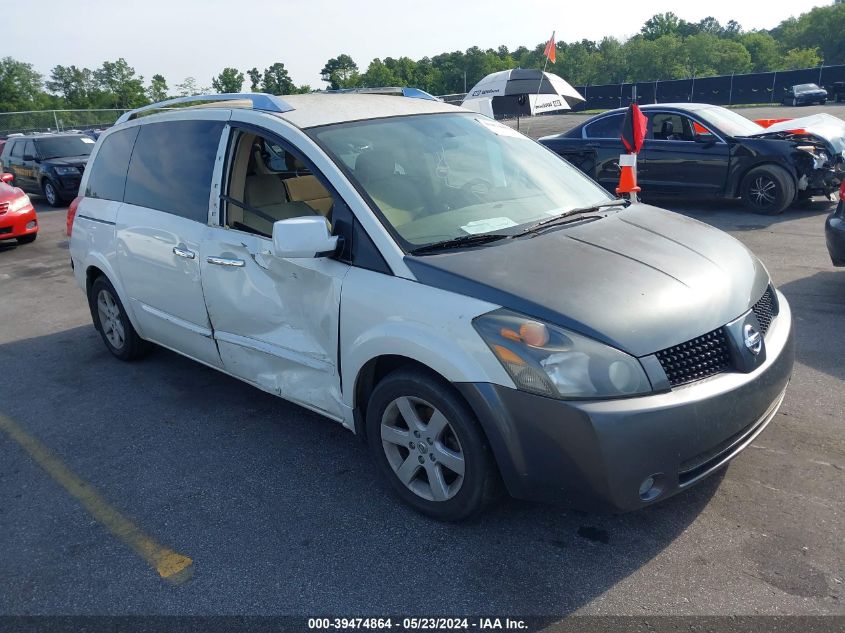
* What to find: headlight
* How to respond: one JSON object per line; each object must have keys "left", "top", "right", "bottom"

{"left": 54, "top": 166, "right": 79, "bottom": 176}
{"left": 473, "top": 309, "right": 652, "bottom": 399}
{"left": 7, "top": 194, "right": 31, "bottom": 213}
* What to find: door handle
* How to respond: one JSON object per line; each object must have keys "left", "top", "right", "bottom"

{"left": 172, "top": 246, "right": 195, "bottom": 259}
{"left": 206, "top": 255, "right": 245, "bottom": 267}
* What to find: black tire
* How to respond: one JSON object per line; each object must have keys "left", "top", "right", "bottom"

{"left": 17, "top": 233, "right": 37, "bottom": 244}
{"left": 88, "top": 276, "right": 151, "bottom": 361}
{"left": 42, "top": 179, "right": 65, "bottom": 207}
{"left": 740, "top": 165, "right": 796, "bottom": 215}
{"left": 365, "top": 368, "right": 500, "bottom": 521}
{"left": 820, "top": 99, "right": 827, "bottom": 105}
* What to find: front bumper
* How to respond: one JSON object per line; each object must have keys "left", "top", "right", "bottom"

{"left": 0, "top": 206, "right": 38, "bottom": 241}
{"left": 457, "top": 292, "right": 794, "bottom": 512}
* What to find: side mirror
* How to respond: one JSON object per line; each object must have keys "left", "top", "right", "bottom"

{"left": 23, "top": 154, "right": 36, "bottom": 161}
{"left": 694, "top": 135, "right": 714, "bottom": 145}
{"left": 272, "top": 215, "right": 338, "bottom": 259}
{"left": 0, "top": 173, "right": 13, "bottom": 184}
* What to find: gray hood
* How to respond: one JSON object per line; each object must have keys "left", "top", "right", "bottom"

{"left": 405, "top": 204, "right": 770, "bottom": 357}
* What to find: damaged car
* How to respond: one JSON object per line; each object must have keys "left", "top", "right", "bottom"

{"left": 540, "top": 103, "right": 844, "bottom": 215}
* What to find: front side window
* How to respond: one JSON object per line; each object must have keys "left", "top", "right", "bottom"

{"left": 85, "top": 127, "right": 139, "bottom": 202}
{"left": 583, "top": 114, "right": 623, "bottom": 139}
{"left": 311, "top": 113, "right": 612, "bottom": 249}
{"left": 222, "top": 130, "right": 335, "bottom": 237}
{"left": 124, "top": 120, "right": 225, "bottom": 222}
{"left": 649, "top": 113, "right": 697, "bottom": 141}
{"left": 34, "top": 136, "right": 94, "bottom": 159}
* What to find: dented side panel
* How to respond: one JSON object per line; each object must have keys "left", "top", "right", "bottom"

{"left": 200, "top": 227, "right": 350, "bottom": 421}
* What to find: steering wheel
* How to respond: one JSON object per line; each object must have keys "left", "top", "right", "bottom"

{"left": 461, "top": 177, "right": 493, "bottom": 197}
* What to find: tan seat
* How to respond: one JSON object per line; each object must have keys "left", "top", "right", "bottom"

{"left": 242, "top": 174, "right": 316, "bottom": 235}
{"left": 354, "top": 150, "right": 425, "bottom": 227}
{"left": 284, "top": 175, "right": 333, "bottom": 216}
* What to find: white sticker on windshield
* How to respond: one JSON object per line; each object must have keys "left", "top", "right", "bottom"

{"left": 461, "top": 217, "right": 517, "bottom": 234}
{"left": 81, "top": 138, "right": 95, "bottom": 143}
{"left": 474, "top": 117, "right": 523, "bottom": 138}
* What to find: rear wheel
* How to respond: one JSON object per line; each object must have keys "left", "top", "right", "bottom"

{"left": 42, "top": 180, "right": 64, "bottom": 207}
{"left": 17, "top": 234, "right": 37, "bottom": 244}
{"left": 89, "top": 276, "right": 151, "bottom": 361}
{"left": 740, "top": 165, "right": 796, "bottom": 215}
{"left": 365, "top": 368, "right": 499, "bottom": 521}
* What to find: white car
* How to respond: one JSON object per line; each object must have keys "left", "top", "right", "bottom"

{"left": 69, "top": 93, "right": 793, "bottom": 521}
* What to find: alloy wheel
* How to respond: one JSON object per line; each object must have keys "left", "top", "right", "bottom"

{"left": 44, "top": 182, "right": 57, "bottom": 206}
{"left": 380, "top": 396, "right": 465, "bottom": 502}
{"left": 749, "top": 175, "right": 777, "bottom": 208}
{"left": 97, "top": 289, "right": 125, "bottom": 350}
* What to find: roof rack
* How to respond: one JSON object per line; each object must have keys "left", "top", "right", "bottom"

{"left": 115, "top": 93, "right": 294, "bottom": 124}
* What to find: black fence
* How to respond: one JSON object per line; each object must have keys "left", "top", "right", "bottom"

{"left": 571, "top": 65, "right": 845, "bottom": 111}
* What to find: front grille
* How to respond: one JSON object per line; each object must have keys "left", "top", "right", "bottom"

{"left": 0, "top": 226, "right": 12, "bottom": 235}
{"left": 752, "top": 286, "right": 778, "bottom": 335}
{"left": 655, "top": 328, "right": 733, "bottom": 387}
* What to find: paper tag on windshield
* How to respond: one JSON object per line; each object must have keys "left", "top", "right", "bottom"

{"left": 461, "top": 217, "right": 517, "bottom": 234}
{"left": 81, "top": 138, "right": 95, "bottom": 143}
{"left": 474, "top": 118, "right": 523, "bottom": 138}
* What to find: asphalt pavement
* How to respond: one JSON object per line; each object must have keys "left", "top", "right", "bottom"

{"left": 0, "top": 105, "right": 843, "bottom": 619}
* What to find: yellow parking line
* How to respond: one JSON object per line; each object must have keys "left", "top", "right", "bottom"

{"left": 0, "top": 412, "right": 193, "bottom": 583}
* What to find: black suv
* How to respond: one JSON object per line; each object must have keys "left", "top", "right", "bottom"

{"left": 0, "top": 134, "right": 94, "bottom": 206}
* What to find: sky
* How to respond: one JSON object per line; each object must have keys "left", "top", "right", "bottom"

{"left": 1, "top": 0, "right": 831, "bottom": 91}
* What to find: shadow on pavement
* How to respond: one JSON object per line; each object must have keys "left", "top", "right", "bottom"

{"left": 0, "top": 324, "right": 724, "bottom": 615}
{"left": 779, "top": 270, "right": 845, "bottom": 382}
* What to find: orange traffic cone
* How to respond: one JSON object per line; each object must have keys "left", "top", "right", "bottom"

{"left": 616, "top": 153, "right": 640, "bottom": 201}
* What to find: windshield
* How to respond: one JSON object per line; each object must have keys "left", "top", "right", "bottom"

{"left": 696, "top": 106, "right": 763, "bottom": 137}
{"left": 795, "top": 83, "right": 819, "bottom": 92}
{"left": 34, "top": 136, "right": 94, "bottom": 159}
{"left": 311, "top": 113, "right": 613, "bottom": 248}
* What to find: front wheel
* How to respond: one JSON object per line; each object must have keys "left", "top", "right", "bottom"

{"left": 740, "top": 165, "right": 796, "bottom": 215}
{"left": 366, "top": 368, "right": 499, "bottom": 521}
{"left": 42, "top": 180, "right": 64, "bottom": 207}
{"left": 89, "top": 276, "right": 151, "bottom": 361}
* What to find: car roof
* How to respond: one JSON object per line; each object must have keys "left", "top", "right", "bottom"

{"left": 8, "top": 133, "right": 88, "bottom": 140}
{"left": 593, "top": 103, "right": 719, "bottom": 117}
{"left": 274, "top": 94, "right": 460, "bottom": 128}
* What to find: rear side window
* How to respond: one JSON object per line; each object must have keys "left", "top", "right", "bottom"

{"left": 124, "top": 120, "right": 225, "bottom": 222}
{"left": 84, "top": 127, "right": 139, "bottom": 202}
{"left": 584, "top": 114, "right": 623, "bottom": 139}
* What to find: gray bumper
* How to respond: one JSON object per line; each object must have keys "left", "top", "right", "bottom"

{"left": 457, "top": 292, "right": 795, "bottom": 512}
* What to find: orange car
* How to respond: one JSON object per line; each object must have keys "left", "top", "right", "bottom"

{"left": 0, "top": 172, "right": 38, "bottom": 244}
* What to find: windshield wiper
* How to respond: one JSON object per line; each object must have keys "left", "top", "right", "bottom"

{"left": 409, "top": 232, "right": 510, "bottom": 255}
{"left": 519, "top": 199, "right": 629, "bottom": 236}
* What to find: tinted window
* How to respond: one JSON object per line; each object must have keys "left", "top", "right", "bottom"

{"left": 85, "top": 127, "right": 139, "bottom": 202}
{"left": 11, "top": 141, "right": 24, "bottom": 157}
{"left": 24, "top": 141, "right": 35, "bottom": 157}
{"left": 584, "top": 114, "right": 623, "bottom": 139}
{"left": 34, "top": 136, "right": 94, "bottom": 159}
{"left": 124, "top": 120, "right": 225, "bottom": 222}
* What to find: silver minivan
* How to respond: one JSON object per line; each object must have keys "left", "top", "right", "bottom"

{"left": 69, "top": 93, "right": 794, "bottom": 520}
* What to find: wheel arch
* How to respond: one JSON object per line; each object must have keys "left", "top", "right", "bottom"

{"left": 82, "top": 257, "right": 142, "bottom": 335}
{"left": 731, "top": 160, "right": 798, "bottom": 198}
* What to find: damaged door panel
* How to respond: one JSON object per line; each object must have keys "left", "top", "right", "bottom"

{"left": 200, "top": 229, "right": 350, "bottom": 420}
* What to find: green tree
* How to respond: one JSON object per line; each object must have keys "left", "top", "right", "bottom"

{"left": 779, "top": 47, "right": 822, "bottom": 70}
{"left": 148, "top": 74, "right": 168, "bottom": 102}
{"left": 174, "top": 76, "right": 202, "bottom": 97}
{"left": 0, "top": 57, "right": 44, "bottom": 112}
{"left": 641, "top": 12, "right": 683, "bottom": 39}
{"left": 212, "top": 67, "right": 245, "bottom": 93}
{"left": 360, "top": 59, "right": 401, "bottom": 87}
{"left": 261, "top": 63, "right": 295, "bottom": 95}
{"left": 46, "top": 65, "right": 95, "bottom": 108}
{"left": 320, "top": 54, "right": 359, "bottom": 89}
{"left": 93, "top": 58, "right": 146, "bottom": 108}
{"left": 740, "top": 32, "right": 780, "bottom": 72}
{"left": 773, "top": 4, "right": 845, "bottom": 65}
{"left": 247, "top": 67, "right": 261, "bottom": 92}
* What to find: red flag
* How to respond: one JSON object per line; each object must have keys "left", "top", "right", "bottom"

{"left": 620, "top": 103, "right": 647, "bottom": 154}
{"left": 543, "top": 31, "right": 556, "bottom": 63}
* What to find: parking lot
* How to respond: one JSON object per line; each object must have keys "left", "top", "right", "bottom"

{"left": 0, "top": 107, "right": 843, "bottom": 619}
